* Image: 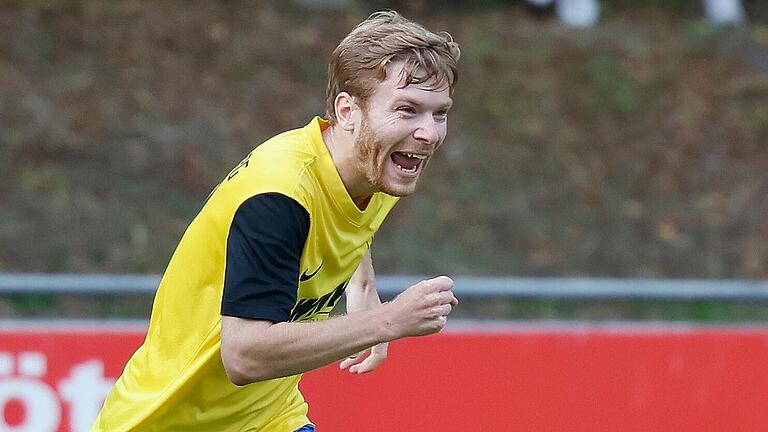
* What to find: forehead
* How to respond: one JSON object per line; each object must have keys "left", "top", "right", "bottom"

{"left": 370, "top": 62, "right": 452, "bottom": 107}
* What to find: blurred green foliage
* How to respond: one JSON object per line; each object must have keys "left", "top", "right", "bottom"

{"left": 1, "top": 1, "right": 767, "bottom": 319}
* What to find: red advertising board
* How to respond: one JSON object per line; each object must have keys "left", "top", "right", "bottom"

{"left": 0, "top": 323, "right": 145, "bottom": 432}
{"left": 1, "top": 322, "right": 768, "bottom": 431}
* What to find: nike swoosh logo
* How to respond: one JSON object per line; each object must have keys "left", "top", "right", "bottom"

{"left": 299, "top": 262, "right": 323, "bottom": 282}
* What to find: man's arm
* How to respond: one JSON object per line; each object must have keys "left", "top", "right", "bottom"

{"left": 339, "top": 250, "right": 388, "bottom": 374}
{"left": 221, "top": 275, "right": 456, "bottom": 386}
{"left": 218, "top": 193, "right": 457, "bottom": 386}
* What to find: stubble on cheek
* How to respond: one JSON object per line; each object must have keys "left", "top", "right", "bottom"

{"left": 354, "top": 121, "right": 387, "bottom": 191}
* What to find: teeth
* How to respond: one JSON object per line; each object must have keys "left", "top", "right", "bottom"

{"left": 403, "top": 152, "right": 427, "bottom": 160}
{"left": 395, "top": 164, "right": 417, "bottom": 173}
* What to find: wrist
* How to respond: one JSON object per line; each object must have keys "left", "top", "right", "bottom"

{"left": 370, "top": 302, "right": 401, "bottom": 343}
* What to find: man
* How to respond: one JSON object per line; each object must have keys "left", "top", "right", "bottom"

{"left": 91, "top": 10, "right": 460, "bottom": 432}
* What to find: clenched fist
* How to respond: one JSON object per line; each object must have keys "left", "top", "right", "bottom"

{"left": 383, "top": 276, "right": 458, "bottom": 339}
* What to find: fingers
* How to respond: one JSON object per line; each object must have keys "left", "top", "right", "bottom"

{"left": 389, "top": 276, "right": 458, "bottom": 339}
{"left": 437, "top": 290, "right": 456, "bottom": 305}
{"left": 350, "top": 343, "right": 388, "bottom": 374}
{"left": 342, "top": 343, "right": 388, "bottom": 374}
{"left": 423, "top": 275, "right": 454, "bottom": 292}
{"left": 433, "top": 303, "right": 452, "bottom": 317}
{"left": 339, "top": 349, "right": 368, "bottom": 370}
{"left": 435, "top": 315, "right": 448, "bottom": 328}
{"left": 338, "top": 356, "right": 359, "bottom": 370}
{"left": 425, "top": 277, "right": 458, "bottom": 304}
{"left": 416, "top": 277, "right": 457, "bottom": 304}
{"left": 349, "top": 352, "right": 386, "bottom": 374}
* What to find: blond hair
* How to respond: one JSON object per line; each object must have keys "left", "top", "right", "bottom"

{"left": 325, "top": 10, "right": 460, "bottom": 124}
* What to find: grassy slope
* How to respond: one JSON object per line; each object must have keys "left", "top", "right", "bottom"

{"left": 1, "top": 1, "right": 767, "bottom": 318}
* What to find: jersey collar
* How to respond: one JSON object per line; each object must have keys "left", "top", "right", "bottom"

{"left": 303, "top": 116, "right": 384, "bottom": 227}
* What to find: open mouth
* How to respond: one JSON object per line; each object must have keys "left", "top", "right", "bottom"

{"left": 390, "top": 152, "right": 427, "bottom": 174}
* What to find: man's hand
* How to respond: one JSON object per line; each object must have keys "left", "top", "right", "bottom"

{"left": 342, "top": 250, "right": 389, "bottom": 374}
{"left": 340, "top": 276, "right": 457, "bottom": 374}
{"left": 384, "top": 276, "right": 458, "bottom": 339}
{"left": 339, "top": 342, "right": 388, "bottom": 374}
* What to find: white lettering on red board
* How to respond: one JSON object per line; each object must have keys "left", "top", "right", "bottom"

{"left": 0, "top": 352, "right": 115, "bottom": 432}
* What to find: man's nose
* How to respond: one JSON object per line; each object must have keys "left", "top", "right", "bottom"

{"left": 413, "top": 115, "right": 440, "bottom": 145}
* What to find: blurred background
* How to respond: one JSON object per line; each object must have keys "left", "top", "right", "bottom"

{"left": 2, "top": 2, "right": 768, "bottom": 431}
{"left": 1, "top": 0, "right": 767, "bottom": 321}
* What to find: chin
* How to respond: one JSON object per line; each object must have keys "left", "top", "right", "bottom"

{"left": 380, "top": 181, "right": 418, "bottom": 197}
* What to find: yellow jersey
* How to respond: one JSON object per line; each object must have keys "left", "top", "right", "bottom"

{"left": 91, "top": 117, "right": 399, "bottom": 431}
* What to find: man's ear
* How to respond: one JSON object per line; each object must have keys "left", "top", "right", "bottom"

{"left": 334, "top": 92, "right": 359, "bottom": 132}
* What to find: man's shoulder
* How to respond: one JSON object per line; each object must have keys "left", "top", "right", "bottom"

{"left": 206, "top": 133, "right": 317, "bottom": 212}
{"left": 253, "top": 117, "right": 325, "bottom": 160}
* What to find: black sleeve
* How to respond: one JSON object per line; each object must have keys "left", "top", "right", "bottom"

{"left": 221, "top": 193, "right": 310, "bottom": 322}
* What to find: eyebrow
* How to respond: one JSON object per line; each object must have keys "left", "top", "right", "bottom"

{"left": 393, "top": 97, "right": 453, "bottom": 112}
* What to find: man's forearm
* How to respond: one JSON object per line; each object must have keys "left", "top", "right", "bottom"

{"left": 345, "top": 250, "right": 378, "bottom": 312}
{"left": 221, "top": 305, "right": 396, "bottom": 385}
{"left": 222, "top": 275, "right": 457, "bottom": 386}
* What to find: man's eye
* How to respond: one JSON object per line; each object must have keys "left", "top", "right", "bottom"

{"left": 397, "top": 106, "right": 416, "bottom": 114}
{"left": 434, "top": 111, "right": 448, "bottom": 122}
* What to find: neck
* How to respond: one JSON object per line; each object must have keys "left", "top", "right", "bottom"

{"left": 322, "top": 125, "right": 374, "bottom": 209}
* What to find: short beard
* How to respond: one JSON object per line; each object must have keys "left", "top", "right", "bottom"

{"left": 354, "top": 116, "right": 388, "bottom": 194}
